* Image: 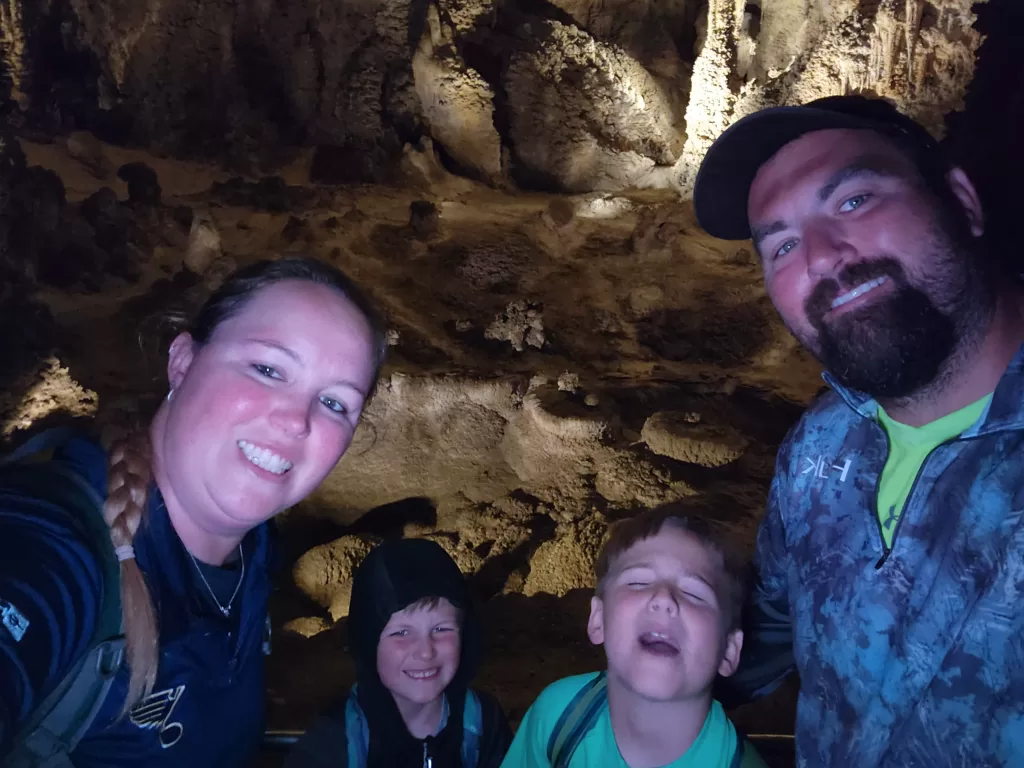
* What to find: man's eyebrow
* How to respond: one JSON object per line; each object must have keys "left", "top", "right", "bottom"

{"left": 817, "top": 155, "right": 900, "bottom": 202}
{"left": 750, "top": 155, "right": 903, "bottom": 249}
{"left": 751, "top": 220, "right": 787, "bottom": 249}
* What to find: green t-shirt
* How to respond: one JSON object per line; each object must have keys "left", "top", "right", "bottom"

{"left": 875, "top": 394, "right": 992, "bottom": 548}
{"left": 499, "top": 673, "right": 766, "bottom": 768}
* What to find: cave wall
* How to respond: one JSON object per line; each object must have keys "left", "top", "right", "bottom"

{"left": 677, "top": 0, "right": 985, "bottom": 188}
{"left": 0, "top": 0, "right": 989, "bottom": 193}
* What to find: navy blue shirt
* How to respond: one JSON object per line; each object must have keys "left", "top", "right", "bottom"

{"left": 0, "top": 434, "right": 274, "bottom": 766}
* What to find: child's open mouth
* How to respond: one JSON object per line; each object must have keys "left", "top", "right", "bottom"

{"left": 638, "top": 631, "right": 680, "bottom": 657}
{"left": 404, "top": 668, "right": 441, "bottom": 680}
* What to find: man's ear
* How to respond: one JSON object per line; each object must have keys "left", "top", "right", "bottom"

{"left": 946, "top": 167, "right": 985, "bottom": 238}
{"left": 167, "top": 332, "right": 197, "bottom": 392}
{"left": 587, "top": 596, "right": 605, "bottom": 646}
{"left": 717, "top": 629, "right": 744, "bottom": 678}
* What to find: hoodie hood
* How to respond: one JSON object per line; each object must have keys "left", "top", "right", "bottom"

{"left": 345, "top": 537, "right": 481, "bottom": 766}
{"left": 347, "top": 537, "right": 481, "bottom": 686}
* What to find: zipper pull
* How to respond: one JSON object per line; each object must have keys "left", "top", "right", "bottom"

{"left": 423, "top": 741, "right": 432, "bottom": 768}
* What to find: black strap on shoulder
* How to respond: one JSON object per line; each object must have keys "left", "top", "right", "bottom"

{"left": 730, "top": 727, "right": 745, "bottom": 768}
{"left": 1, "top": 431, "right": 125, "bottom": 768}
{"left": 11, "top": 636, "right": 125, "bottom": 768}
{"left": 546, "top": 673, "right": 608, "bottom": 768}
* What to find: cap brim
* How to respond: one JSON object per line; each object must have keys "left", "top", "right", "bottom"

{"left": 693, "top": 107, "right": 882, "bottom": 241}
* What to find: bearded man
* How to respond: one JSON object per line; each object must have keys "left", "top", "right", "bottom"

{"left": 694, "top": 96, "right": 1024, "bottom": 767}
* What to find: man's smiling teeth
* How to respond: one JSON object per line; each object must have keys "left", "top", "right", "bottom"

{"left": 831, "top": 277, "right": 886, "bottom": 309}
{"left": 405, "top": 669, "right": 439, "bottom": 680}
{"left": 238, "top": 440, "right": 292, "bottom": 475}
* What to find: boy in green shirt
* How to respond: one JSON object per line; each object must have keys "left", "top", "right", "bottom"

{"left": 502, "top": 506, "right": 766, "bottom": 768}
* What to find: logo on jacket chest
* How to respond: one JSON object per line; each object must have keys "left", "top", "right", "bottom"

{"left": 0, "top": 598, "right": 29, "bottom": 642}
{"left": 802, "top": 455, "right": 853, "bottom": 482}
{"left": 130, "top": 685, "right": 185, "bottom": 748}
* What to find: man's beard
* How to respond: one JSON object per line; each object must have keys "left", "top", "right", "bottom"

{"left": 801, "top": 233, "right": 992, "bottom": 400}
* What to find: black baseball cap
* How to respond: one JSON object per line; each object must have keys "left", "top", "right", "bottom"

{"left": 693, "top": 95, "right": 942, "bottom": 241}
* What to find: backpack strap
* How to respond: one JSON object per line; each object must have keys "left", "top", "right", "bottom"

{"left": 1, "top": 431, "right": 125, "bottom": 768}
{"left": 546, "top": 673, "right": 607, "bottom": 768}
{"left": 12, "top": 636, "right": 125, "bottom": 768}
{"left": 460, "top": 690, "right": 483, "bottom": 767}
{"left": 344, "top": 689, "right": 369, "bottom": 768}
{"left": 0, "top": 427, "right": 81, "bottom": 467}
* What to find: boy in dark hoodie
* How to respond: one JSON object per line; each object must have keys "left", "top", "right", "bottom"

{"left": 286, "top": 538, "right": 512, "bottom": 768}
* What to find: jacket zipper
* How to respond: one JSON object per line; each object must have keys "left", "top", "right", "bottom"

{"left": 871, "top": 424, "right": 894, "bottom": 567}
{"left": 423, "top": 741, "right": 432, "bottom": 768}
{"left": 873, "top": 434, "right": 972, "bottom": 569}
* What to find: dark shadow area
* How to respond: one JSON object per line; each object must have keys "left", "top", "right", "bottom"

{"left": 11, "top": 0, "right": 103, "bottom": 138}
{"left": 343, "top": 496, "right": 437, "bottom": 539}
{"left": 233, "top": 38, "right": 306, "bottom": 147}
{"left": 945, "top": 0, "right": 1024, "bottom": 281}
{"left": 274, "top": 513, "right": 350, "bottom": 569}
{"left": 471, "top": 508, "right": 557, "bottom": 599}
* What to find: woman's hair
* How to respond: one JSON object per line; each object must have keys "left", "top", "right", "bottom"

{"left": 106, "top": 257, "right": 388, "bottom": 710}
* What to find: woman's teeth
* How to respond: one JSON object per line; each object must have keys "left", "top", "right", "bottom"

{"left": 405, "top": 668, "right": 439, "bottom": 680}
{"left": 831, "top": 277, "right": 886, "bottom": 309}
{"left": 238, "top": 440, "right": 293, "bottom": 475}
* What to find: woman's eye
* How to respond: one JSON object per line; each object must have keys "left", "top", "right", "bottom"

{"left": 839, "top": 194, "right": 870, "bottom": 212}
{"left": 253, "top": 364, "right": 281, "bottom": 379}
{"left": 628, "top": 581, "right": 650, "bottom": 588}
{"left": 773, "top": 239, "right": 798, "bottom": 260}
{"left": 433, "top": 626, "right": 454, "bottom": 634}
{"left": 683, "top": 591, "right": 706, "bottom": 603}
{"left": 320, "top": 395, "right": 347, "bottom": 415}
{"left": 388, "top": 629, "right": 408, "bottom": 638}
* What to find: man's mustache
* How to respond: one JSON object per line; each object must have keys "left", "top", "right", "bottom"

{"left": 805, "top": 258, "right": 907, "bottom": 328}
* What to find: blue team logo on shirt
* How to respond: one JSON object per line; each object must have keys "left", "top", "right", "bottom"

{"left": 0, "top": 598, "right": 30, "bottom": 642}
{"left": 130, "top": 685, "right": 186, "bottom": 748}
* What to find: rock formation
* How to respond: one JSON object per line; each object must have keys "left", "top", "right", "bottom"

{"left": 0, "top": 0, "right": 988, "bottom": 193}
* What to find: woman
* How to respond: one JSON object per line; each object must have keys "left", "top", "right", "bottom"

{"left": 0, "top": 257, "right": 388, "bottom": 767}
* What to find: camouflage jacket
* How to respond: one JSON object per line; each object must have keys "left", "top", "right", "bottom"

{"left": 734, "top": 344, "right": 1024, "bottom": 767}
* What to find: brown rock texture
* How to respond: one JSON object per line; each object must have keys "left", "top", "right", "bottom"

{"left": 641, "top": 411, "right": 750, "bottom": 468}
{"left": 412, "top": 2, "right": 503, "bottom": 182}
{"left": 292, "top": 533, "right": 380, "bottom": 621}
{"left": 0, "top": 0, "right": 987, "bottom": 194}
{"left": 504, "top": 19, "right": 685, "bottom": 191}
{"left": 676, "top": 0, "right": 986, "bottom": 190}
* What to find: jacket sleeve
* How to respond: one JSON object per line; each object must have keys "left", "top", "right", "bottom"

{"left": 0, "top": 478, "right": 104, "bottom": 757}
{"left": 283, "top": 708, "right": 350, "bottom": 768}
{"left": 716, "top": 463, "right": 796, "bottom": 708}
{"left": 474, "top": 691, "right": 513, "bottom": 768}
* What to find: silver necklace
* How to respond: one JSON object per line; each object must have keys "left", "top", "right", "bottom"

{"left": 188, "top": 545, "right": 244, "bottom": 617}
